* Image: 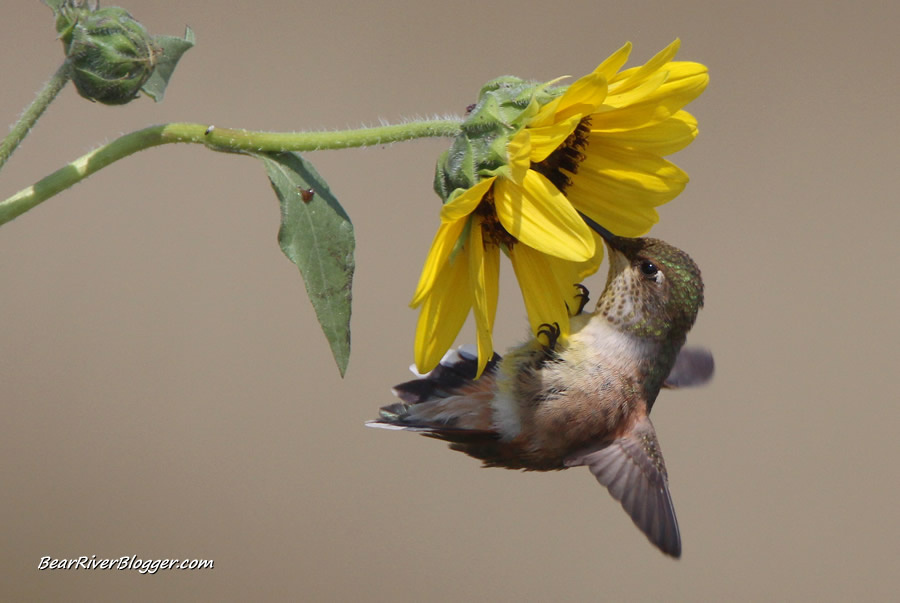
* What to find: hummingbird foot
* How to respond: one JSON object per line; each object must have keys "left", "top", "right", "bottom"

{"left": 536, "top": 322, "right": 561, "bottom": 351}
{"left": 573, "top": 283, "right": 591, "bottom": 315}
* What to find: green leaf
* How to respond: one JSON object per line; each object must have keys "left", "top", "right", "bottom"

{"left": 258, "top": 152, "right": 355, "bottom": 377}
{"left": 142, "top": 27, "right": 195, "bottom": 102}
{"left": 42, "top": 0, "right": 64, "bottom": 13}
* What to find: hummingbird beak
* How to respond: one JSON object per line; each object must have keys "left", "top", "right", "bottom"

{"left": 578, "top": 212, "right": 623, "bottom": 250}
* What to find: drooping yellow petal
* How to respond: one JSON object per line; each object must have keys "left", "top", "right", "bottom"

{"left": 483, "top": 243, "right": 499, "bottom": 326}
{"left": 509, "top": 244, "right": 572, "bottom": 343}
{"left": 413, "top": 250, "right": 473, "bottom": 374}
{"left": 526, "top": 114, "right": 583, "bottom": 163}
{"left": 592, "top": 110, "right": 698, "bottom": 155}
{"left": 545, "top": 240, "right": 604, "bottom": 315}
{"left": 440, "top": 177, "right": 496, "bottom": 222}
{"left": 505, "top": 131, "right": 532, "bottom": 185}
{"left": 410, "top": 218, "right": 467, "bottom": 307}
{"left": 494, "top": 170, "right": 595, "bottom": 261}
{"left": 467, "top": 218, "right": 499, "bottom": 378}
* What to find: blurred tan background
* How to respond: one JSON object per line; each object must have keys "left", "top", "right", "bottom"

{"left": 2, "top": 0, "right": 898, "bottom": 601}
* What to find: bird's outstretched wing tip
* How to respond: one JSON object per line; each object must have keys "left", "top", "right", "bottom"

{"left": 566, "top": 417, "right": 682, "bottom": 558}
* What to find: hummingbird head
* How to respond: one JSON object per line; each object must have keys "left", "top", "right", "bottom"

{"left": 595, "top": 235, "right": 704, "bottom": 342}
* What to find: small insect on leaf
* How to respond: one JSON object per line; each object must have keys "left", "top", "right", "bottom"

{"left": 300, "top": 188, "right": 315, "bottom": 203}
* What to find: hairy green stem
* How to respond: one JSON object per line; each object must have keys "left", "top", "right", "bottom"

{"left": 203, "top": 120, "right": 462, "bottom": 152}
{"left": 0, "top": 119, "right": 462, "bottom": 226}
{"left": 0, "top": 61, "right": 73, "bottom": 171}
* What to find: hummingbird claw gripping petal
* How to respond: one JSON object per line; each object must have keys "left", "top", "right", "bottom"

{"left": 536, "top": 322, "right": 561, "bottom": 350}
{"left": 573, "top": 284, "right": 591, "bottom": 315}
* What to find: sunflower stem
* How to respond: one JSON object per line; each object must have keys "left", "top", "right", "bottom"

{"left": 202, "top": 119, "right": 463, "bottom": 153}
{"left": 0, "top": 61, "right": 73, "bottom": 172}
{"left": 0, "top": 118, "right": 463, "bottom": 226}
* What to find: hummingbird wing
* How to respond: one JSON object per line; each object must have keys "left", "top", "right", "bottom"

{"left": 663, "top": 346, "right": 714, "bottom": 388}
{"left": 564, "top": 415, "right": 681, "bottom": 558}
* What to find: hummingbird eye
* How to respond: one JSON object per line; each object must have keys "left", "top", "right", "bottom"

{"left": 639, "top": 260, "right": 659, "bottom": 278}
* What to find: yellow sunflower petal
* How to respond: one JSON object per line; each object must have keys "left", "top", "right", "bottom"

{"left": 635, "top": 62, "right": 708, "bottom": 103}
{"left": 662, "top": 61, "right": 710, "bottom": 86}
{"left": 440, "top": 177, "right": 496, "bottom": 222}
{"left": 582, "top": 141, "right": 689, "bottom": 193}
{"left": 608, "top": 39, "right": 681, "bottom": 92}
{"left": 566, "top": 182, "right": 662, "bottom": 236}
{"left": 551, "top": 72, "right": 608, "bottom": 121}
{"left": 413, "top": 250, "right": 472, "bottom": 373}
{"left": 545, "top": 239, "right": 604, "bottom": 315}
{"left": 505, "top": 131, "right": 532, "bottom": 184}
{"left": 410, "top": 218, "right": 466, "bottom": 307}
{"left": 595, "top": 63, "right": 708, "bottom": 131}
{"left": 526, "top": 114, "right": 582, "bottom": 163}
{"left": 531, "top": 73, "right": 607, "bottom": 128}
{"left": 483, "top": 243, "right": 499, "bottom": 324}
{"left": 603, "top": 70, "right": 669, "bottom": 109}
{"left": 566, "top": 144, "right": 689, "bottom": 209}
{"left": 592, "top": 42, "right": 632, "bottom": 81}
{"left": 494, "top": 170, "right": 595, "bottom": 261}
{"left": 509, "top": 244, "right": 572, "bottom": 342}
{"left": 467, "top": 219, "right": 499, "bottom": 378}
{"left": 643, "top": 62, "right": 709, "bottom": 109}
{"left": 595, "top": 110, "right": 698, "bottom": 155}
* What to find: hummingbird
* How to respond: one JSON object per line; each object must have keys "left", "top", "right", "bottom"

{"left": 367, "top": 229, "right": 713, "bottom": 557}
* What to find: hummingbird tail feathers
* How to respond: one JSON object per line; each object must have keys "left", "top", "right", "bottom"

{"left": 393, "top": 345, "right": 501, "bottom": 405}
{"left": 367, "top": 346, "right": 501, "bottom": 435}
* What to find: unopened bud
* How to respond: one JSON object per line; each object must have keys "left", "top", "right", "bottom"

{"left": 54, "top": 1, "right": 159, "bottom": 105}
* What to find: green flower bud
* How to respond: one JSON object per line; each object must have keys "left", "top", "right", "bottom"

{"left": 434, "top": 76, "right": 564, "bottom": 202}
{"left": 54, "top": 1, "right": 160, "bottom": 105}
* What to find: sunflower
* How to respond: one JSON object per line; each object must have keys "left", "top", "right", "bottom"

{"left": 413, "top": 39, "right": 708, "bottom": 377}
